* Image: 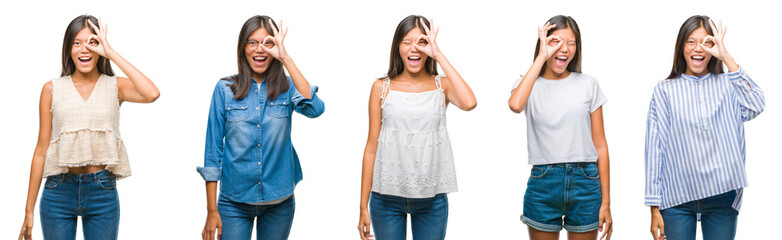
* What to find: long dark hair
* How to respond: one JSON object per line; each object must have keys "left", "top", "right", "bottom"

{"left": 61, "top": 15, "right": 114, "bottom": 77}
{"left": 667, "top": 15, "right": 723, "bottom": 79}
{"left": 384, "top": 15, "right": 438, "bottom": 79}
{"left": 533, "top": 15, "right": 582, "bottom": 76}
{"left": 225, "top": 15, "right": 288, "bottom": 100}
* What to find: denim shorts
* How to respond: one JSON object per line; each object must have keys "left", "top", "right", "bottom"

{"left": 521, "top": 162, "right": 602, "bottom": 232}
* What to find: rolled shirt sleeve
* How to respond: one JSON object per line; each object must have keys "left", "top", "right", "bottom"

{"left": 291, "top": 82, "right": 325, "bottom": 118}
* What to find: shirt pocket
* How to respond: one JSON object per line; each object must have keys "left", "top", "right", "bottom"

{"left": 226, "top": 105, "right": 249, "bottom": 122}
{"left": 266, "top": 100, "right": 291, "bottom": 118}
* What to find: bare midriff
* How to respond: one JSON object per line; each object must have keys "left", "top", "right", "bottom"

{"left": 68, "top": 165, "right": 107, "bottom": 174}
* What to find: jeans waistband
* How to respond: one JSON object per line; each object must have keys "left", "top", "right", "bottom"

{"left": 49, "top": 169, "right": 114, "bottom": 182}
{"left": 534, "top": 162, "right": 596, "bottom": 168}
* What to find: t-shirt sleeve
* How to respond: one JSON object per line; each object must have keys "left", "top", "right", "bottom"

{"left": 589, "top": 76, "right": 607, "bottom": 112}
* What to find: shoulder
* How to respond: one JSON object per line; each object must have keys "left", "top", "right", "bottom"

{"left": 573, "top": 72, "right": 597, "bottom": 83}
{"left": 371, "top": 79, "right": 385, "bottom": 92}
{"left": 217, "top": 76, "right": 236, "bottom": 88}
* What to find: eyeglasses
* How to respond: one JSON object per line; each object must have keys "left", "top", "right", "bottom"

{"left": 246, "top": 40, "right": 274, "bottom": 50}
{"left": 548, "top": 39, "right": 576, "bottom": 47}
{"left": 685, "top": 40, "right": 714, "bottom": 50}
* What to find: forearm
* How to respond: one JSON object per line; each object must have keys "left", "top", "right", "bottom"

{"left": 281, "top": 57, "right": 311, "bottom": 99}
{"left": 205, "top": 181, "right": 218, "bottom": 212}
{"left": 596, "top": 146, "right": 610, "bottom": 205}
{"left": 721, "top": 54, "right": 739, "bottom": 73}
{"left": 108, "top": 52, "right": 160, "bottom": 100}
{"left": 24, "top": 155, "right": 45, "bottom": 214}
{"left": 435, "top": 54, "right": 475, "bottom": 110}
{"left": 509, "top": 58, "right": 546, "bottom": 112}
{"left": 359, "top": 148, "right": 376, "bottom": 211}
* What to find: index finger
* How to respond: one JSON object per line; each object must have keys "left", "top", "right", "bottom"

{"left": 268, "top": 19, "right": 279, "bottom": 35}
{"left": 419, "top": 18, "right": 431, "bottom": 35}
{"left": 708, "top": 19, "right": 718, "bottom": 34}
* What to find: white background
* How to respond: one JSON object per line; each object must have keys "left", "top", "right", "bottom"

{"left": 1, "top": 0, "right": 779, "bottom": 239}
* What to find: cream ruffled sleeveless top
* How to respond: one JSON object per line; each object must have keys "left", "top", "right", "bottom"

{"left": 371, "top": 75, "right": 458, "bottom": 198}
{"left": 44, "top": 74, "right": 130, "bottom": 179}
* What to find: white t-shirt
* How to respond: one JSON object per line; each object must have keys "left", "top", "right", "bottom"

{"left": 512, "top": 72, "right": 607, "bottom": 165}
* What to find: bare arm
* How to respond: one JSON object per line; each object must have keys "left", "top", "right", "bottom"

{"left": 19, "top": 81, "right": 53, "bottom": 240}
{"left": 85, "top": 19, "right": 159, "bottom": 104}
{"left": 509, "top": 23, "right": 561, "bottom": 113}
{"left": 414, "top": 18, "right": 475, "bottom": 111}
{"left": 261, "top": 19, "right": 311, "bottom": 99}
{"left": 591, "top": 107, "right": 612, "bottom": 239}
{"left": 357, "top": 80, "right": 384, "bottom": 240}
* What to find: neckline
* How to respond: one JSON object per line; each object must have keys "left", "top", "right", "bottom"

{"left": 538, "top": 72, "right": 576, "bottom": 83}
{"left": 388, "top": 89, "right": 440, "bottom": 94}
{"left": 69, "top": 75, "right": 102, "bottom": 102}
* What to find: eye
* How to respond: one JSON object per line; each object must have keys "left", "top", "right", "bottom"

{"left": 686, "top": 40, "right": 696, "bottom": 45}
{"left": 417, "top": 40, "right": 428, "bottom": 46}
{"left": 73, "top": 42, "right": 81, "bottom": 46}
{"left": 88, "top": 40, "right": 98, "bottom": 46}
{"left": 263, "top": 41, "right": 274, "bottom": 47}
{"left": 567, "top": 41, "right": 576, "bottom": 46}
{"left": 246, "top": 40, "right": 258, "bottom": 46}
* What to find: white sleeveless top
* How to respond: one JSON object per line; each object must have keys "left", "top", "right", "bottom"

{"left": 44, "top": 74, "right": 130, "bottom": 179}
{"left": 372, "top": 75, "right": 457, "bottom": 198}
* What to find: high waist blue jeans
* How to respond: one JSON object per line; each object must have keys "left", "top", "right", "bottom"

{"left": 40, "top": 170, "right": 120, "bottom": 240}
{"left": 370, "top": 192, "right": 448, "bottom": 240}
{"left": 661, "top": 190, "right": 739, "bottom": 240}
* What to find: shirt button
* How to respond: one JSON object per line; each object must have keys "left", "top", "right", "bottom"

{"left": 257, "top": 124, "right": 260, "bottom": 127}
{"left": 258, "top": 182, "right": 261, "bottom": 185}
{"left": 258, "top": 162, "right": 261, "bottom": 165}
{"left": 256, "top": 107, "right": 260, "bottom": 110}
{"left": 257, "top": 144, "right": 261, "bottom": 147}
{"left": 255, "top": 90, "right": 258, "bottom": 92}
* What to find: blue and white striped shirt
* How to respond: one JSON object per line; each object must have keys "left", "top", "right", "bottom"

{"left": 644, "top": 67, "right": 764, "bottom": 211}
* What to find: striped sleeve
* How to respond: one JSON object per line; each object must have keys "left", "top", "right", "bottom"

{"left": 644, "top": 86, "right": 664, "bottom": 206}
{"left": 728, "top": 67, "right": 765, "bottom": 122}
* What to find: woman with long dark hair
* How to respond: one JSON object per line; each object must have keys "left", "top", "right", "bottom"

{"left": 198, "top": 15, "right": 324, "bottom": 240}
{"left": 646, "top": 15, "right": 765, "bottom": 240}
{"left": 18, "top": 15, "right": 160, "bottom": 240}
{"left": 508, "top": 15, "right": 613, "bottom": 240}
{"left": 357, "top": 15, "right": 476, "bottom": 240}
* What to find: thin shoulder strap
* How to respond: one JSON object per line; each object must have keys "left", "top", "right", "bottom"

{"left": 380, "top": 76, "right": 390, "bottom": 107}
{"left": 435, "top": 75, "right": 443, "bottom": 90}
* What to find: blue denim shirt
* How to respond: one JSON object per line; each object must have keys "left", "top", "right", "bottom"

{"left": 197, "top": 76, "right": 324, "bottom": 203}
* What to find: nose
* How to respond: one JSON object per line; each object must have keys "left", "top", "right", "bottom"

{"left": 693, "top": 40, "right": 704, "bottom": 52}
{"left": 79, "top": 43, "right": 89, "bottom": 53}
{"left": 558, "top": 42, "right": 568, "bottom": 53}
{"left": 253, "top": 44, "right": 265, "bottom": 54}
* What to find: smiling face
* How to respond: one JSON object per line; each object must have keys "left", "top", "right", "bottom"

{"left": 70, "top": 27, "right": 99, "bottom": 74}
{"left": 683, "top": 27, "right": 714, "bottom": 76}
{"left": 543, "top": 28, "right": 577, "bottom": 78}
{"left": 244, "top": 26, "right": 274, "bottom": 80}
{"left": 399, "top": 27, "right": 428, "bottom": 74}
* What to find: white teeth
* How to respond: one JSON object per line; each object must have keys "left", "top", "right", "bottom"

{"left": 692, "top": 56, "right": 704, "bottom": 60}
{"left": 79, "top": 57, "right": 91, "bottom": 61}
{"left": 556, "top": 56, "right": 568, "bottom": 60}
{"left": 253, "top": 57, "right": 266, "bottom": 60}
{"left": 409, "top": 57, "right": 421, "bottom": 60}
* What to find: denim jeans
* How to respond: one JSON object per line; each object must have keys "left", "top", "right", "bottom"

{"left": 217, "top": 194, "right": 296, "bottom": 240}
{"left": 661, "top": 190, "right": 739, "bottom": 240}
{"left": 369, "top": 192, "right": 448, "bottom": 240}
{"left": 40, "top": 170, "right": 120, "bottom": 240}
{"left": 521, "top": 162, "right": 602, "bottom": 232}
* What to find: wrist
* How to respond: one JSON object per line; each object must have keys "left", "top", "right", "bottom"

{"left": 106, "top": 51, "right": 119, "bottom": 61}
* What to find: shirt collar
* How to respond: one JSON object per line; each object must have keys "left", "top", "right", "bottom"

{"left": 680, "top": 73, "right": 712, "bottom": 82}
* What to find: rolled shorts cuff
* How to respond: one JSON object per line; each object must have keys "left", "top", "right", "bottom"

{"left": 564, "top": 222, "right": 599, "bottom": 232}
{"left": 521, "top": 215, "right": 563, "bottom": 232}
